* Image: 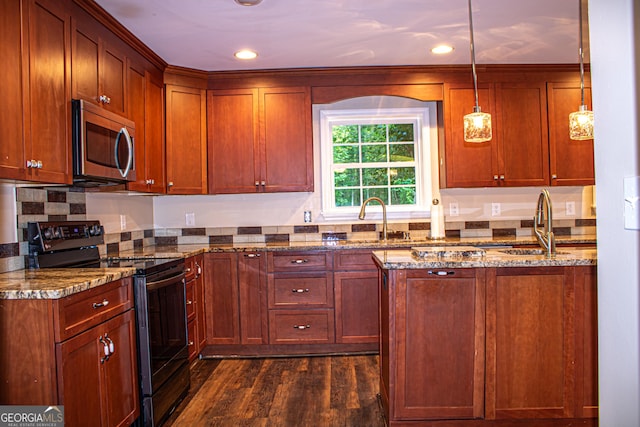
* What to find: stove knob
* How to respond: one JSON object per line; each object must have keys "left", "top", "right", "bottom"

{"left": 43, "top": 227, "right": 53, "bottom": 240}
{"left": 90, "top": 225, "right": 102, "bottom": 236}
{"left": 53, "top": 227, "right": 63, "bottom": 239}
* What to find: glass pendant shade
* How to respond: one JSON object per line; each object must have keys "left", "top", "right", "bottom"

{"left": 464, "top": 107, "right": 492, "bottom": 143}
{"left": 569, "top": 104, "right": 594, "bottom": 140}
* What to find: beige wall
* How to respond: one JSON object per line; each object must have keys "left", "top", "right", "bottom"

{"left": 0, "top": 184, "right": 17, "bottom": 244}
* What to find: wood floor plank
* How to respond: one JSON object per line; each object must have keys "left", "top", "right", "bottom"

{"left": 164, "top": 355, "right": 385, "bottom": 427}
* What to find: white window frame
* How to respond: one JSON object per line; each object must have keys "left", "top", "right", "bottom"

{"left": 320, "top": 107, "right": 432, "bottom": 221}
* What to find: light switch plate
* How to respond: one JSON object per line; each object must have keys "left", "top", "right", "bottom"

{"left": 624, "top": 176, "right": 640, "bottom": 230}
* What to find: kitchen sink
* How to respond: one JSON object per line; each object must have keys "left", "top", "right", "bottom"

{"left": 498, "top": 248, "right": 569, "bottom": 256}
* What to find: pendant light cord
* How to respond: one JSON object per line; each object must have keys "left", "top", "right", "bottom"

{"left": 468, "top": 0, "right": 480, "bottom": 111}
{"left": 578, "top": 0, "right": 586, "bottom": 106}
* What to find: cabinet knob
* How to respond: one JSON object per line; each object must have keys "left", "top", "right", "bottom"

{"left": 188, "top": 340, "right": 194, "bottom": 346}
{"left": 293, "top": 324, "right": 311, "bottom": 330}
{"left": 167, "top": 181, "right": 174, "bottom": 188}
{"left": 255, "top": 181, "right": 260, "bottom": 187}
{"left": 99, "top": 95, "right": 111, "bottom": 104}
{"left": 500, "top": 175, "right": 505, "bottom": 180}
{"left": 245, "top": 253, "right": 261, "bottom": 258}
{"left": 552, "top": 174, "right": 558, "bottom": 179}
{"left": 92, "top": 299, "right": 109, "bottom": 309}
{"left": 493, "top": 175, "right": 498, "bottom": 180}
{"left": 186, "top": 299, "right": 193, "bottom": 305}
{"left": 260, "top": 181, "right": 266, "bottom": 186}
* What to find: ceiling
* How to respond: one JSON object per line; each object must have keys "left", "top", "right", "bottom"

{"left": 94, "top": 0, "right": 589, "bottom": 72}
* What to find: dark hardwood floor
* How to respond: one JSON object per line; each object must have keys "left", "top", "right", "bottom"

{"left": 163, "top": 355, "right": 385, "bottom": 427}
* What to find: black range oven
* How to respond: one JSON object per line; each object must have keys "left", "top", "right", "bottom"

{"left": 28, "top": 220, "right": 190, "bottom": 427}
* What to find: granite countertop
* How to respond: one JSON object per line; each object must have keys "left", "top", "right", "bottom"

{"left": 0, "top": 267, "right": 136, "bottom": 300}
{"left": 372, "top": 247, "right": 597, "bottom": 269}
{"left": 0, "top": 234, "right": 596, "bottom": 300}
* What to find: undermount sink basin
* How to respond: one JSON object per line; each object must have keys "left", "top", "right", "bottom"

{"left": 498, "top": 248, "right": 568, "bottom": 256}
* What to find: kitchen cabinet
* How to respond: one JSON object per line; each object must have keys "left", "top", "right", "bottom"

{"left": 14, "top": 0, "right": 73, "bottom": 184}
{"left": 333, "top": 249, "right": 379, "bottom": 345}
{"left": 203, "top": 252, "right": 268, "bottom": 346}
{"left": 379, "top": 267, "right": 485, "bottom": 422}
{"left": 166, "top": 84, "right": 207, "bottom": 194}
{"left": 547, "top": 82, "right": 595, "bottom": 186}
{"left": 207, "top": 86, "right": 313, "bottom": 194}
{"left": 442, "top": 81, "right": 551, "bottom": 188}
{"left": 485, "top": 266, "right": 573, "bottom": 419}
{"left": 71, "top": 4, "right": 126, "bottom": 115}
{"left": 185, "top": 254, "right": 204, "bottom": 361}
{"left": 0, "top": 278, "right": 139, "bottom": 427}
{"left": 127, "top": 62, "right": 165, "bottom": 193}
{"left": 267, "top": 251, "right": 334, "bottom": 344}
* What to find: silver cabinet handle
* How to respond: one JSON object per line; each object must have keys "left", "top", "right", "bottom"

{"left": 99, "top": 95, "right": 111, "bottom": 104}
{"left": 245, "top": 253, "right": 261, "bottom": 258}
{"left": 115, "top": 127, "right": 133, "bottom": 179}
{"left": 291, "top": 259, "right": 308, "bottom": 264}
{"left": 92, "top": 299, "right": 109, "bottom": 309}
{"left": 195, "top": 261, "right": 202, "bottom": 276}
{"left": 26, "top": 160, "right": 43, "bottom": 168}
{"left": 293, "top": 324, "right": 311, "bottom": 330}
{"left": 292, "top": 288, "right": 310, "bottom": 293}
{"left": 188, "top": 340, "right": 194, "bottom": 346}
{"left": 427, "top": 270, "right": 455, "bottom": 276}
{"left": 186, "top": 299, "right": 193, "bottom": 305}
{"left": 99, "top": 336, "right": 110, "bottom": 363}
{"left": 105, "top": 335, "right": 115, "bottom": 354}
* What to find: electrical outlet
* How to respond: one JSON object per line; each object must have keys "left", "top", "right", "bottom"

{"left": 566, "top": 201, "right": 576, "bottom": 216}
{"left": 449, "top": 202, "right": 459, "bottom": 217}
{"left": 120, "top": 215, "right": 126, "bottom": 231}
{"left": 185, "top": 212, "right": 195, "bottom": 226}
{"left": 491, "top": 203, "right": 501, "bottom": 216}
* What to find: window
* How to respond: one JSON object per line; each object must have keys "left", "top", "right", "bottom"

{"left": 320, "top": 107, "right": 433, "bottom": 220}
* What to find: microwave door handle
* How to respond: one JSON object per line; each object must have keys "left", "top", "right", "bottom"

{"left": 115, "top": 127, "right": 133, "bottom": 178}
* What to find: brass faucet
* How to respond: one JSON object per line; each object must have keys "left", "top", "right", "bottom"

{"left": 533, "top": 189, "right": 556, "bottom": 257}
{"left": 358, "top": 197, "right": 388, "bottom": 241}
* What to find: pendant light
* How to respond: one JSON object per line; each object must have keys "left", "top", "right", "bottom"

{"left": 463, "top": 0, "right": 492, "bottom": 143}
{"left": 569, "top": 0, "right": 594, "bottom": 140}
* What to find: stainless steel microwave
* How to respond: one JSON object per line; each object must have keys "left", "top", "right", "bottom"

{"left": 72, "top": 99, "right": 136, "bottom": 186}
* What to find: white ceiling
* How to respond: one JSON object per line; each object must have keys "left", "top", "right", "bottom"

{"left": 94, "top": 0, "right": 588, "bottom": 72}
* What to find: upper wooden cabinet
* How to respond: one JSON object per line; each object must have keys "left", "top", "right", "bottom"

{"left": 21, "top": 0, "right": 73, "bottom": 184}
{"left": 208, "top": 86, "right": 313, "bottom": 194}
{"left": 165, "top": 84, "right": 207, "bottom": 194}
{"left": 127, "top": 62, "right": 165, "bottom": 193}
{"left": 442, "top": 81, "right": 549, "bottom": 188}
{"left": 547, "top": 82, "right": 595, "bottom": 186}
{"left": 71, "top": 4, "right": 126, "bottom": 115}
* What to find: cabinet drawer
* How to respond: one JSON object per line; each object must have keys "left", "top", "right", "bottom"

{"left": 268, "top": 273, "right": 333, "bottom": 308}
{"left": 267, "top": 251, "right": 332, "bottom": 272}
{"left": 55, "top": 278, "right": 133, "bottom": 342}
{"left": 185, "top": 255, "right": 203, "bottom": 282}
{"left": 334, "top": 249, "right": 379, "bottom": 271}
{"left": 268, "top": 309, "right": 335, "bottom": 344}
{"left": 186, "top": 281, "right": 196, "bottom": 321}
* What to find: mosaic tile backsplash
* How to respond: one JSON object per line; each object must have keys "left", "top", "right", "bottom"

{"left": 0, "top": 186, "right": 597, "bottom": 273}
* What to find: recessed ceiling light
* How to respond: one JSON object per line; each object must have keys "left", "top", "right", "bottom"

{"left": 431, "top": 45, "right": 454, "bottom": 55}
{"left": 234, "top": 49, "right": 258, "bottom": 60}
{"left": 234, "top": 0, "right": 262, "bottom": 5}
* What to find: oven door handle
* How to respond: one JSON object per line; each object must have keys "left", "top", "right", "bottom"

{"left": 146, "top": 271, "right": 186, "bottom": 291}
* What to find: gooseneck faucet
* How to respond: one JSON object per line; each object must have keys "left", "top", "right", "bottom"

{"left": 358, "top": 197, "right": 388, "bottom": 241}
{"left": 533, "top": 189, "right": 556, "bottom": 257}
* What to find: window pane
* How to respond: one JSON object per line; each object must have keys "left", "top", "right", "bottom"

{"left": 362, "top": 145, "right": 387, "bottom": 163}
{"left": 332, "top": 125, "right": 358, "bottom": 144}
{"left": 364, "top": 188, "right": 388, "bottom": 203}
{"left": 333, "top": 145, "right": 359, "bottom": 163}
{"left": 391, "top": 187, "right": 416, "bottom": 205}
{"left": 335, "top": 189, "right": 361, "bottom": 207}
{"left": 389, "top": 144, "right": 415, "bottom": 161}
{"left": 389, "top": 123, "right": 414, "bottom": 142}
{"left": 361, "top": 124, "right": 386, "bottom": 142}
{"left": 363, "top": 167, "right": 388, "bottom": 186}
{"left": 334, "top": 168, "right": 360, "bottom": 187}
{"left": 390, "top": 167, "right": 416, "bottom": 185}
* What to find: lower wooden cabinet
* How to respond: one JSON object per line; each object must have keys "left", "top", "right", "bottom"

{"left": 378, "top": 263, "right": 598, "bottom": 426}
{"left": 268, "top": 309, "right": 335, "bottom": 344}
{"left": 238, "top": 252, "right": 268, "bottom": 345}
{"left": 0, "top": 278, "right": 139, "bottom": 427}
{"left": 185, "top": 254, "right": 205, "bottom": 361}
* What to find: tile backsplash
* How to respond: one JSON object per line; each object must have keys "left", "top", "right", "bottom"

{"left": 0, "top": 186, "right": 597, "bottom": 273}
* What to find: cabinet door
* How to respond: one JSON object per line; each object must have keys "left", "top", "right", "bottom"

{"left": 166, "top": 84, "right": 207, "bottom": 194}
{"left": 485, "top": 266, "right": 574, "bottom": 419}
{"left": 574, "top": 266, "right": 598, "bottom": 418}
{"left": 208, "top": 89, "right": 260, "bottom": 194}
{"left": 24, "top": 0, "right": 72, "bottom": 184}
{"left": 238, "top": 252, "right": 268, "bottom": 345}
{"left": 204, "top": 253, "right": 240, "bottom": 344}
{"left": 442, "top": 83, "right": 498, "bottom": 188}
{"left": 126, "top": 60, "right": 148, "bottom": 192}
{"left": 144, "top": 71, "right": 166, "bottom": 193}
{"left": 392, "top": 268, "right": 485, "bottom": 420}
{"left": 102, "top": 310, "right": 139, "bottom": 427}
{"left": 334, "top": 270, "right": 379, "bottom": 344}
{"left": 0, "top": 0, "right": 26, "bottom": 180}
{"left": 100, "top": 42, "right": 126, "bottom": 115}
{"left": 193, "top": 255, "right": 207, "bottom": 349}
{"left": 495, "top": 82, "right": 550, "bottom": 187}
{"left": 260, "top": 87, "right": 313, "bottom": 192}
{"left": 547, "top": 82, "right": 595, "bottom": 186}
